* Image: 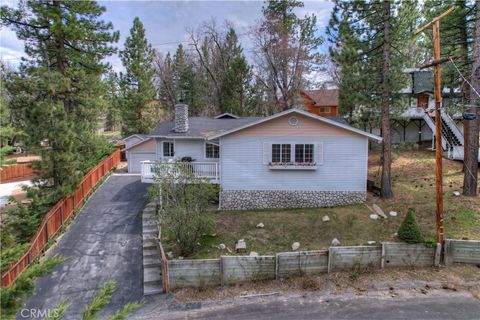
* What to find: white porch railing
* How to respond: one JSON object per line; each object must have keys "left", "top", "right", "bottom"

{"left": 141, "top": 161, "right": 219, "bottom": 183}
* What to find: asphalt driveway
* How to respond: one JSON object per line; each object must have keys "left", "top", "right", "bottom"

{"left": 19, "top": 175, "right": 149, "bottom": 319}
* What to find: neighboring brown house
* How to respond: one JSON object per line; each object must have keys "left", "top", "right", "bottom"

{"left": 299, "top": 89, "right": 339, "bottom": 117}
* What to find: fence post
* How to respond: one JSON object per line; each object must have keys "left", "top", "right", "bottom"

{"left": 327, "top": 247, "right": 332, "bottom": 273}
{"left": 45, "top": 223, "right": 49, "bottom": 242}
{"left": 220, "top": 256, "right": 225, "bottom": 286}
{"left": 274, "top": 253, "right": 279, "bottom": 280}
{"left": 434, "top": 243, "right": 442, "bottom": 267}
{"left": 28, "top": 250, "right": 32, "bottom": 264}
{"left": 60, "top": 202, "right": 65, "bottom": 226}
{"left": 380, "top": 242, "right": 386, "bottom": 269}
{"left": 444, "top": 240, "right": 453, "bottom": 266}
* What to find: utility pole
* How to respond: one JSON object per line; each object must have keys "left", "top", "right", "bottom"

{"left": 415, "top": 7, "right": 455, "bottom": 253}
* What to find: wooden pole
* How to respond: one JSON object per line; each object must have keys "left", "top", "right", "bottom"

{"left": 432, "top": 20, "right": 445, "bottom": 246}
{"left": 415, "top": 8, "right": 455, "bottom": 255}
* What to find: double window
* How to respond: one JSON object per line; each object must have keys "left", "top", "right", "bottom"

{"left": 163, "top": 142, "right": 174, "bottom": 157}
{"left": 205, "top": 142, "right": 220, "bottom": 159}
{"left": 272, "top": 143, "right": 314, "bottom": 164}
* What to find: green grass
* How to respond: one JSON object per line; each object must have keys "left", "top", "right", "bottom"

{"left": 161, "top": 147, "right": 479, "bottom": 259}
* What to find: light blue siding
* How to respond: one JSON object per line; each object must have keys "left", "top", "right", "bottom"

{"left": 220, "top": 135, "right": 368, "bottom": 191}
{"left": 155, "top": 138, "right": 219, "bottom": 163}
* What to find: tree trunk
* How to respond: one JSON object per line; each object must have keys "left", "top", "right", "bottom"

{"left": 463, "top": 0, "right": 480, "bottom": 196}
{"left": 380, "top": 0, "right": 393, "bottom": 199}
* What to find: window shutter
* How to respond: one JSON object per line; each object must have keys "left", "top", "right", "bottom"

{"left": 263, "top": 142, "right": 270, "bottom": 164}
{"left": 316, "top": 142, "right": 324, "bottom": 165}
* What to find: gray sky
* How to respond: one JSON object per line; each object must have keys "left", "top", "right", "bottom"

{"left": 0, "top": 0, "right": 334, "bottom": 72}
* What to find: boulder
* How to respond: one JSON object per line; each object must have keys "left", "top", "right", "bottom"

{"left": 256, "top": 222, "right": 265, "bottom": 229}
{"left": 370, "top": 214, "right": 379, "bottom": 220}
{"left": 322, "top": 215, "right": 330, "bottom": 222}
{"left": 291, "top": 242, "right": 300, "bottom": 251}
{"left": 331, "top": 238, "right": 341, "bottom": 246}
{"left": 389, "top": 211, "right": 398, "bottom": 217}
{"left": 218, "top": 243, "right": 226, "bottom": 250}
{"left": 235, "top": 239, "right": 247, "bottom": 253}
{"left": 453, "top": 191, "right": 460, "bottom": 196}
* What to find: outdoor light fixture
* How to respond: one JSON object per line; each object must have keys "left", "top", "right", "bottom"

{"left": 462, "top": 112, "right": 476, "bottom": 120}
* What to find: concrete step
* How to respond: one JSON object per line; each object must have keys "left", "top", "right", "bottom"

{"left": 144, "top": 282, "right": 163, "bottom": 296}
{"left": 143, "top": 220, "right": 156, "bottom": 227}
{"left": 144, "top": 266, "right": 162, "bottom": 284}
{"left": 144, "top": 256, "right": 161, "bottom": 267}
{"left": 143, "top": 240, "right": 156, "bottom": 250}
{"left": 142, "top": 233, "right": 157, "bottom": 242}
{"left": 142, "top": 213, "right": 154, "bottom": 220}
{"left": 143, "top": 225, "right": 157, "bottom": 234}
{"left": 143, "top": 248, "right": 159, "bottom": 258}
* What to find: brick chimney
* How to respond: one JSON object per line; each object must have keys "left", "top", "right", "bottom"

{"left": 174, "top": 103, "right": 189, "bottom": 133}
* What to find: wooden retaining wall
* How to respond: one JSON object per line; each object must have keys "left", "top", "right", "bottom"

{"left": 445, "top": 239, "right": 480, "bottom": 265}
{"left": 276, "top": 250, "right": 328, "bottom": 278}
{"left": 161, "top": 240, "right": 480, "bottom": 292}
{"left": 382, "top": 242, "right": 436, "bottom": 268}
{"left": 328, "top": 246, "right": 382, "bottom": 272}
{"left": 168, "top": 259, "right": 221, "bottom": 289}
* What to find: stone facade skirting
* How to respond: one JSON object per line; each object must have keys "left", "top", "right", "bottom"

{"left": 219, "top": 190, "right": 367, "bottom": 211}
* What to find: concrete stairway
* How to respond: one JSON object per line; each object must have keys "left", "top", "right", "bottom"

{"left": 142, "top": 203, "right": 163, "bottom": 296}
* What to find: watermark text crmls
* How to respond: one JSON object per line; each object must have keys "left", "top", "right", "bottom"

{"left": 20, "top": 308, "right": 60, "bottom": 318}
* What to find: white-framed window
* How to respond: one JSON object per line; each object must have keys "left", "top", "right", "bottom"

{"left": 295, "top": 144, "right": 314, "bottom": 163}
{"left": 163, "top": 141, "right": 174, "bottom": 157}
{"left": 271, "top": 144, "right": 291, "bottom": 163}
{"left": 205, "top": 142, "right": 220, "bottom": 159}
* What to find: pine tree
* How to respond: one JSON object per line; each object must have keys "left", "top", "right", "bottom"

{"left": 253, "top": 0, "right": 324, "bottom": 111}
{"left": 120, "top": 17, "right": 157, "bottom": 136}
{"left": 327, "top": 0, "right": 420, "bottom": 199}
{"left": 398, "top": 211, "right": 425, "bottom": 244}
{"left": 1, "top": 1, "right": 118, "bottom": 197}
{"left": 104, "top": 70, "right": 121, "bottom": 132}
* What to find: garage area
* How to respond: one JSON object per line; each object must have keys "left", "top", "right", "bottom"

{"left": 125, "top": 136, "right": 156, "bottom": 173}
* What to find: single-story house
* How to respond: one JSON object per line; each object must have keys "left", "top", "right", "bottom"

{"left": 125, "top": 104, "right": 382, "bottom": 210}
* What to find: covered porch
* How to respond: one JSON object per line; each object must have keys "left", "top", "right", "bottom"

{"left": 141, "top": 161, "right": 220, "bottom": 183}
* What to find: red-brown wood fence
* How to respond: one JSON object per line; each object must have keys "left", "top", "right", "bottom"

{"left": 0, "top": 163, "right": 36, "bottom": 183}
{"left": 1, "top": 149, "right": 121, "bottom": 287}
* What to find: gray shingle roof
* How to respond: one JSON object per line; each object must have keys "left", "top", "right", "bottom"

{"left": 150, "top": 115, "right": 349, "bottom": 138}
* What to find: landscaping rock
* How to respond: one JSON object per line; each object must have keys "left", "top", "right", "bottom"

{"left": 322, "top": 215, "right": 330, "bottom": 222}
{"left": 373, "top": 204, "right": 387, "bottom": 219}
{"left": 367, "top": 241, "right": 376, "bottom": 245}
{"left": 218, "top": 243, "right": 226, "bottom": 250}
{"left": 331, "top": 238, "right": 341, "bottom": 246}
{"left": 370, "top": 214, "right": 379, "bottom": 220}
{"left": 453, "top": 191, "right": 460, "bottom": 196}
{"left": 389, "top": 211, "right": 398, "bottom": 217}
{"left": 249, "top": 251, "right": 258, "bottom": 257}
{"left": 235, "top": 239, "right": 247, "bottom": 253}
{"left": 256, "top": 222, "right": 265, "bottom": 229}
{"left": 291, "top": 242, "right": 300, "bottom": 251}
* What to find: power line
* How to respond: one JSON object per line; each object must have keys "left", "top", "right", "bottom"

{"left": 449, "top": 57, "right": 480, "bottom": 100}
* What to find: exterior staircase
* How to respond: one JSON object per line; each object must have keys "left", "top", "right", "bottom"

{"left": 142, "top": 203, "right": 163, "bottom": 296}
{"left": 422, "top": 110, "right": 474, "bottom": 161}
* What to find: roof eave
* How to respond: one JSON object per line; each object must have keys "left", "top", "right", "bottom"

{"left": 208, "top": 109, "right": 383, "bottom": 142}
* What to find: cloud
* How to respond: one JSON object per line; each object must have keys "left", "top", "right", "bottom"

{"left": 1, "top": 0, "right": 334, "bottom": 73}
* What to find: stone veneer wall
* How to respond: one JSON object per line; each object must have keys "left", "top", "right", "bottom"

{"left": 220, "top": 190, "right": 366, "bottom": 210}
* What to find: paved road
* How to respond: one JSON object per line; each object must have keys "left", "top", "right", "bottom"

{"left": 133, "top": 289, "right": 480, "bottom": 320}
{"left": 19, "top": 175, "right": 149, "bottom": 319}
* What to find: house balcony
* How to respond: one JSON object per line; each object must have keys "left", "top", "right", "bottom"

{"left": 141, "top": 161, "right": 220, "bottom": 183}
